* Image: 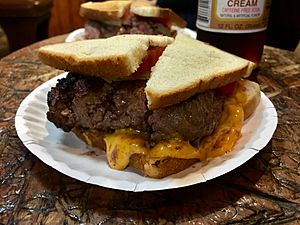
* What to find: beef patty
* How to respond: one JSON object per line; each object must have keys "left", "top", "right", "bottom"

{"left": 47, "top": 73, "right": 224, "bottom": 144}
{"left": 85, "top": 16, "right": 172, "bottom": 39}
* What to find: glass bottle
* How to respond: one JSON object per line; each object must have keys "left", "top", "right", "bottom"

{"left": 196, "top": 0, "right": 272, "bottom": 65}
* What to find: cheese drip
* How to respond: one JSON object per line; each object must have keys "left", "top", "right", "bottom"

{"left": 105, "top": 88, "right": 245, "bottom": 170}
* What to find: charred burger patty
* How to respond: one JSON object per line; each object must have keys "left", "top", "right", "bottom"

{"left": 47, "top": 73, "right": 224, "bottom": 146}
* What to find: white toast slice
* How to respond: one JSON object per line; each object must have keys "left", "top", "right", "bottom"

{"left": 38, "top": 34, "right": 173, "bottom": 80}
{"left": 145, "top": 34, "right": 254, "bottom": 109}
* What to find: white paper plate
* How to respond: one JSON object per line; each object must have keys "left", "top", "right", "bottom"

{"left": 65, "top": 28, "right": 85, "bottom": 42}
{"left": 15, "top": 72, "right": 277, "bottom": 192}
{"left": 65, "top": 27, "right": 197, "bottom": 42}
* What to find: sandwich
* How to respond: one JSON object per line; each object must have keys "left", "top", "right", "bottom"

{"left": 38, "top": 34, "right": 260, "bottom": 178}
{"left": 79, "top": 0, "right": 187, "bottom": 39}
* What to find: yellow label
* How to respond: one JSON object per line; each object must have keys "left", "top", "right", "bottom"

{"left": 197, "top": 0, "right": 272, "bottom": 33}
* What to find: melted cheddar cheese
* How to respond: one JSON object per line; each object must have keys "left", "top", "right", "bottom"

{"left": 104, "top": 85, "right": 247, "bottom": 170}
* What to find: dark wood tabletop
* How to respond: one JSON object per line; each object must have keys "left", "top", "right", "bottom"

{"left": 0, "top": 35, "right": 299, "bottom": 224}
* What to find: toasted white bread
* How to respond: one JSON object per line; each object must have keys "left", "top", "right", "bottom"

{"left": 129, "top": 154, "right": 198, "bottom": 178}
{"left": 80, "top": 1, "right": 131, "bottom": 24}
{"left": 237, "top": 79, "right": 261, "bottom": 120}
{"left": 38, "top": 34, "right": 173, "bottom": 80}
{"left": 73, "top": 79, "right": 261, "bottom": 178}
{"left": 130, "top": 1, "right": 187, "bottom": 27}
{"left": 80, "top": 0, "right": 186, "bottom": 27}
{"left": 145, "top": 34, "right": 254, "bottom": 109}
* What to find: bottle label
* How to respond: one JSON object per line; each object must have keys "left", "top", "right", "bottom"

{"left": 197, "top": 0, "right": 271, "bottom": 33}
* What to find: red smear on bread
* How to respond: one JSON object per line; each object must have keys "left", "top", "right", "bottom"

{"left": 134, "top": 46, "right": 165, "bottom": 75}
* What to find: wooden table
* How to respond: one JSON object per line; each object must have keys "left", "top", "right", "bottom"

{"left": 0, "top": 35, "right": 299, "bottom": 224}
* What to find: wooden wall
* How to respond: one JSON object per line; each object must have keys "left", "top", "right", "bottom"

{"left": 48, "top": 0, "right": 86, "bottom": 37}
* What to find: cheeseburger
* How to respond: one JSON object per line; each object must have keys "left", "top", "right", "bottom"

{"left": 38, "top": 34, "right": 260, "bottom": 178}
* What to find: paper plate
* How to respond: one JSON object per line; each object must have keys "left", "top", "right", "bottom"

{"left": 15, "top": 73, "right": 277, "bottom": 192}
{"left": 65, "top": 28, "right": 85, "bottom": 42}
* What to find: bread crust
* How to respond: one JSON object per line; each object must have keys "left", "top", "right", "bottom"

{"left": 130, "top": 154, "right": 198, "bottom": 178}
{"left": 39, "top": 51, "right": 136, "bottom": 79}
{"left": 238, "top": 79, "right": 261, "bottom": 119}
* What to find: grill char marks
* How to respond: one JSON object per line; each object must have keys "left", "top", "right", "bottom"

{"left": 47, "top": 75, "right": 80, "bottom": 131}
{"left": 47, "top": 73, "right": 224, "bottom": 143}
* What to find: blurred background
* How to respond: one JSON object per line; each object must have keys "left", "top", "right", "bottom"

{"left": 0, "top": 0, "right": 299, "bottom": 57}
